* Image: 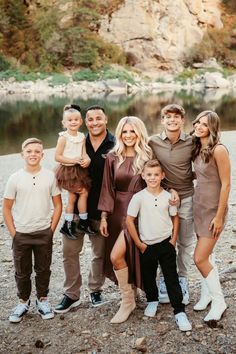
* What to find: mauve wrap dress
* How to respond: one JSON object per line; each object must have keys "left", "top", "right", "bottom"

{"left": 193, "top": 146, "right": 228, "bottom": 237}
{"left": 98, "top": 153, "right": 145, "bottom": 288}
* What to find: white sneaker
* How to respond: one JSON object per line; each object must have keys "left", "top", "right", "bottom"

{"left": 9, "top": 300, "right": 30, "bottom": 323}
{"left": 36, "top": 299, "right": 54, "bottom": 320}
{"left": 179, "top": 277, "right": 190, "bottom": 305}
{"left": 158, "top": 277, "right": 170, "bottom": 304}
{"left": 175, "top": 312, "right": 192, "bottom": 332}
{"left": 144, "top": 301, "right": 159, "bottom": 317}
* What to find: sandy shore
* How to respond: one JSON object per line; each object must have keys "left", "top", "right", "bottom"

{"left": 0, "top": 131, "right": 236, "bottom": 353}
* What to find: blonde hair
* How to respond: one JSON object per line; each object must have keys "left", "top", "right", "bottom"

{"left": 192, "top": 110, "right": 221, "bottom": 162}
{"left": 22, "top": 138, "right": 43, "bottom": 150}
{"left": 143, "top": 159, "right": 162, "bottom": 172}
{"left": 62, "top": 104, "right": 82, "bottom": 128}
{"left": 111, "top": 116, "right": 152, "bottom": 174}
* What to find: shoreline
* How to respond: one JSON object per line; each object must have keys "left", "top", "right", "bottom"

{"left": 1, "top": 69, "right": 236, "bottom": 103}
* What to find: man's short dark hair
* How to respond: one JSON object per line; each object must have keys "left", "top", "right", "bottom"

{"left": 85, "top": 105, "right": 105, "bottom": 114}
{"left": 161, "top": 104, "right": 185, "bottom": 119}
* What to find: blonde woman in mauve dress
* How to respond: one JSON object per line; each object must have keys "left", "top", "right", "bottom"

{"left": 192, "top": 111, "right": 231, "bottom": 324}
{"left": 98, "top": 116, "right": 153, "bottom": 323}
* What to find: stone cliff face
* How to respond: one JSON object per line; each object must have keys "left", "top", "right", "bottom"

{"left": 1, "top": 0, "right": 225, "bottom": 73}
{"left": 99, "top": 0, "right": 223, "bottom": 74}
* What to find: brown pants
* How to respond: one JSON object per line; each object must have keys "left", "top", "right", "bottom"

{"left": 12, "top": 227, "right": 53, "bottom": 301}
{"left": 63, "top": 220, "right": 105, "bottom": 300}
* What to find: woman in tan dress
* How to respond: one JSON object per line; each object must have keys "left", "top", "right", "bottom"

{"left": 98, "top": 116, "right": 153, "bottom": 323}
{"left": 192, "top": 111, "right": 230, "bottom": 323}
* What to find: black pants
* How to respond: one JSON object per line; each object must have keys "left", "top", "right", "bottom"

{"left": 12, "top": 227, "right": 53, "bottom": 301}
{"left": 140, "top": 237, "right": 184, "bottom": 315}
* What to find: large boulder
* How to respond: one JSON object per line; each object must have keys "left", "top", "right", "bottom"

{"left": 204, "top": 72, "right": 230, "bottom": 88}
{"left": 99, "top": 0, "right": 223, "bottom": 73}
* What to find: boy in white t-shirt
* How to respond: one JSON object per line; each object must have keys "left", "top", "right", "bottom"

{"left": 3, "top": 138, "right": 62, "bottom": 323}
{"left": 126, "top": 159, "right": 192, "bottom": 332}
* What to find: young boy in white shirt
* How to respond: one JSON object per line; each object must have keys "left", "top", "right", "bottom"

{"left": 126, "top": 159, "right": 192, "bottom": 332}
{"left": 3, "top": 138, "right": 62, "bottom": 323}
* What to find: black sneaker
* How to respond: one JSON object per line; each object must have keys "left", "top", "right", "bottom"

{"left": 54, "top": 295, "right": 81, "bottom": 314}
{"left": 90, "top": 292, "right": 107, "bottom": 307}
{"left": 60, "top": 220, "right": 77, "bottom": 240}
{"left": 77, "top": 219, "right": 97, "bottom": 235}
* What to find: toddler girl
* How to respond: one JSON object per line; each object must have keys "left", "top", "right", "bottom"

{"left": 55, "top": 104, "right": 95, "bottom": 238}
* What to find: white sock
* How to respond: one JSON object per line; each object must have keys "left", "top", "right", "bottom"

{"left": 65, "top": 213, "right": 73, "bottom": 222}
{"left": 79, "top": 213, "right": 88, "bottom": 220}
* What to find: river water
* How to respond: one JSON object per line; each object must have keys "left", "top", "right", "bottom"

{"left": 0, "top": 90, "right": 236, "bottom": 155}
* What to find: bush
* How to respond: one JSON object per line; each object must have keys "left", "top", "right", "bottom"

{"left": 0, "top": 1, "right": 127, "bottom": 72}
{"left": 72, "top": 69, "right": 100, "bottom": 82}
{"left": 101, "top": 67, "right": 135, "bottom": 83}
{"left": 186, "top": 23, "right": 236, "bottom": 69}
{"left": 72, "top": 66, "right": 136, "bottom": 83}
{"left": 0, "top": 70, "right": 49, "bottom": 82}
{"left": 49, "top": 74, "right": 71, "bottom": 86}
{"left": 0, "top": 55, "right": 11, "bottom": 71}
{"left": 222, "top": 0, "right": 236, "bottom": 12}
{"left": 175, "top": 69, "right": 196, "bottom": 82}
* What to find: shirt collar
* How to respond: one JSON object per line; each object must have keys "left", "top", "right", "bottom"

{"left": 160, "top": 130, "right": 186, "bottom": 142}
{"left": 86, "top": 130, "right": 115, "bottom": 145}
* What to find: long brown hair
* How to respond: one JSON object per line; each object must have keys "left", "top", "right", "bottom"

{"left": 192, "top": 110, "right": 221, "bottom": 163}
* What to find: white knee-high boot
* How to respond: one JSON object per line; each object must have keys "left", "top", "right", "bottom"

{"left": 110, "top": 267, "right": 136, "bottom": 324}
{"left": 193, "top": 254, "right": 216, "bottom": 311}
{"left": 204, "top": 267, "right": 227, "bottom": 322}
{"left": 193, "top": 277, "right": 211, "bottom": 311}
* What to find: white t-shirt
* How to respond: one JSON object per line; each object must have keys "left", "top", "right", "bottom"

{"left": 4, "top": 167, "right": 61, "bottom": 233}
{"left": 127, "top": 188, "right": 177, "bottom": 245}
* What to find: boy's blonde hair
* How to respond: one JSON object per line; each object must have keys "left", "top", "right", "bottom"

{"left": 143, "top": 159, "right": 163, "bottom": 172}
{"left": 22, "top": 138, "right": 43, "bottom": 150}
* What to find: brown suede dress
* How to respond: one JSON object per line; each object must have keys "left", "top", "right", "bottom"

{"left": 98, "top": 153, "right": 146, "bottom": 288}
{"left": 193, "top": 146, "right": 228, "bottom": 237}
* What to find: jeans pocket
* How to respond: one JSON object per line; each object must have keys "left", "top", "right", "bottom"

{"left": 168, "top": 241, "right": 176, "bottom": 254}
{"left": 12, "top": 231, "right": 19, "bottom": 241}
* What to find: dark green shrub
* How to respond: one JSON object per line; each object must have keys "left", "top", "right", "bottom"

{"left": 0, "top": 55, "right": 11, "bottom": 71}
{"left": 72, "top": 69, "right": 100, "bottom": 81}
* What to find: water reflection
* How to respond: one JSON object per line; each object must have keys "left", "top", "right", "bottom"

{"left": 0, "top": 90, "right": 236, "bottom": 155}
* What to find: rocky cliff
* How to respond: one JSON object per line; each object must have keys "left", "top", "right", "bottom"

{"left": 99, "top": 0, "right": 223, "bottom": 74}
{"left": 1, "top": 0, "right": 232, "bottom": 74}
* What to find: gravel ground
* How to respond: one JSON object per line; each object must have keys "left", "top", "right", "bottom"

{"left": 0, "top": 132, "right": 236, "bottom": 354}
